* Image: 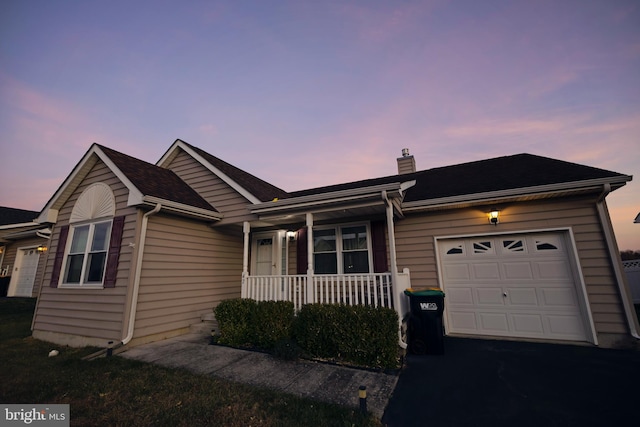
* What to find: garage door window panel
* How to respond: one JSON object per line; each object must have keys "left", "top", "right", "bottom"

{"left": 472, "top": 241, "right": 494, "bottom": 255}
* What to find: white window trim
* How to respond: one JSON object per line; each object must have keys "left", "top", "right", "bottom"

{"left": 313, "top": 222, "right": 373, "bottom": 274}
{"left": 59, "top": 218, "right": 112, "bottom": 289}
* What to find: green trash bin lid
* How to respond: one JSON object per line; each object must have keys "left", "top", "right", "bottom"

{"left": 404, "top": 288, "right": 445, "bottom": 297}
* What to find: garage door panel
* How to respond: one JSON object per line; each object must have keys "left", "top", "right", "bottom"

{"left": 449, "top": 311, "right": 477, "bottom": 331}
{"left": 535, "top": 260, "right": 571, "bottom": 280}
{"left": 476, "top": 288, "right": 504, "bottom": 305}
{"left": 503, "top": 262, "right": 534, "bottom": 280}
{"left": 439, "top": 232, "right": 588, "bottom": 342}
{"left": 472, "top": 263, "right": 500, "bottom": 280}
{"left": 507, "top": 287, "right": 538, "bottom": 306}
{"left": 541, "top": 288, "right": 579, "bottom": 307}
{"left": 479, "top": 312, "right": 509, "bottom": 333}
{"left": 443, "top": 264, "right": 470, "bottom": 280}
{"left": 447, "top": 288, "right": 474, "bottom": 305}
{"left": 511, "top": 313, "right": 544, "bottom": 335}
{"left": 547, "top": 315, "right": 585, "bottom": 337}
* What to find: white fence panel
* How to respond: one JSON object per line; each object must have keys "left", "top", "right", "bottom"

{"left": 245, "top": 273, "right": 394, "bottom": 310}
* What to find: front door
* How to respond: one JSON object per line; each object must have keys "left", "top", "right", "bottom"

{"left": 255, "top": 236, "right": 275, "bottom": 275}
{"left": 251, "top": 231, "right": 287, "bottom": 276}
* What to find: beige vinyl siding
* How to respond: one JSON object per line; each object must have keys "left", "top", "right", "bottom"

{"left": 133, "top": 214, "right": 242, "bottom": 340}
{"left": 33, "top": 159, "right": 138, "bottom": 344}
{"left": 394, "top": 195, "right": 628, "bottom": 338}
{"left": 165, "top": 150, "right": 257, "bottom": 225}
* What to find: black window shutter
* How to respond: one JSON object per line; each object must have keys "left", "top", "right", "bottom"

{"left": 371, "top": 220, "right": 388, "bottom": 273}
{"left": 50, "top": 225, "right": 69, "bottom": 288}
{"left": 103, "top": 216, "right": 125, "bottom": 288}
{"left": 296, "top": 227, "right": 307, "bottom": 275}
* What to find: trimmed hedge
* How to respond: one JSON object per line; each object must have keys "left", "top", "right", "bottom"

{"left": 214, "top": 299, "right": 400, "bottom": 370}
{"left": 214, "top": 299, "right": 294, "bottom": 350}
{"left": 294, "top": 304, "right": 399, "bottom": 370}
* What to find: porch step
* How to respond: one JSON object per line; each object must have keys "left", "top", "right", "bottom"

{"left": 189, "top": 311, "right": 218, "bottom": 336}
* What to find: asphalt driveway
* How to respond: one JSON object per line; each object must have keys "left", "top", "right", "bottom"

{"left": 382, "top": 337, "right": 640, "bottom": 427}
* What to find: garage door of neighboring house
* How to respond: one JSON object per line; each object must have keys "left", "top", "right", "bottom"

{"left": 438, "top": 232, "right": 589, "bottom": 342}
{"left": 8, "top": 248, "right": 40, "bottom": 297}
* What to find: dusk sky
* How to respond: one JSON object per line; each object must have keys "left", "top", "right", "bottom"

{"left": 1, "top": 0, "right": 639, "bottom": 249}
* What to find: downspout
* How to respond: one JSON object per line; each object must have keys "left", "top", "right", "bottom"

{"left": 122, "top": 203, "right": 162, "bottom": 346}
{"left": 241, "top": 221, "right": 250, "bottom": 298}
{"left": 595, "top": 185, "right": 640, "bottom": 340}
{"left": 382, "top": 191, "right": 408, "bottom": 349}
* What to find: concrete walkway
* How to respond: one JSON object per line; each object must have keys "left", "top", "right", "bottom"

{"left": 119, "top": 334, "right": 399, "bottom": 418}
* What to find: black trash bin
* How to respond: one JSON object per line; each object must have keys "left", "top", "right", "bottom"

{"left": 404, "top": 288, "right": 445, "bottom": 355}
{"left": 0, "top": 277, "right": 10, "bottom": 297}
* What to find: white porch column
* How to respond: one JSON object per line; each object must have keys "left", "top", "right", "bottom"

{"left": 385, "top": 197, "right": 399, "bottom": 280}
{"left": 306, "top": 212, "right": 314, "bottom": 304}
{"left": 383, "top": 191, "right": 408, "bottom": 348}
{"left": 241, "top": 221, "right": 250, "bottom": 298}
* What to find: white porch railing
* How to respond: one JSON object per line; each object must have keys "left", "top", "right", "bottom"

{"left": 244, "top": 273, "right": 394, "bottom": 311}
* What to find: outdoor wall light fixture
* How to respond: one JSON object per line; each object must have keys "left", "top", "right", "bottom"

{"left": 286, "top": 231, "right": 297, "bottom": 241}
{"left": 37, "top": 245, "right": 48, "bottom": 253}
{"left": 488, "top": 210, "right": 500, "bottom": 225}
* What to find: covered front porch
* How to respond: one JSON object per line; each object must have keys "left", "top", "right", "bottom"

{"left": 238, "top": 181, "right": 416, "bottom": 322}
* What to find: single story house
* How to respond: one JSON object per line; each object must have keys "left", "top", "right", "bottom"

{"left": 30, "top": 139, "right": 638, "bottom": 349}
{"left": 0, "top": 206, "right": 51, "bottom": 297}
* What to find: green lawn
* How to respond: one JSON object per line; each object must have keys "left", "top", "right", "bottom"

{"left": 0, "top": 298, "right": 381, "bottom": 426}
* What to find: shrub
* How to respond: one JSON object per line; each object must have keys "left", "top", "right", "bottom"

{"left": 253, "top": 300, "right": 295, "bottom": 349}
{"left": 294, "top": 304, "right": 400, "bottom": 370}
{"left": 213, "top": 298, "right": 256, "bottom": 348}
{"left": 214, "top": 299, "right": 294, "bottom": 350}
{"left": 215, "top": 299, "right": 400, "bottom": 369}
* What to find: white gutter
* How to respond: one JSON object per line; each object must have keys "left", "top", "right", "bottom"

{"left": 122, "top": 203, "right": 162, "bottom": 345}
{"left": 0, "top": 222, "right": 40, "bottom": 230}
{"left": 250, "top": 182, "right": 405, "bottom": 214}
{"left": 382, "top": 190, "right": 407, "bottom": 349}
{"left": 141, "top": 196, "right": 222, "bottom": 221}
{"left": 595, "top": 184, "right": 640, "bottom": 340}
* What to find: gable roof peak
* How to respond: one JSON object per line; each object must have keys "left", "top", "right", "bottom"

{"left": 161, "top": 139, "right": 289, "bottom": 203}
{"left": 37, "top": 142, "right": 219, "bottom": 224}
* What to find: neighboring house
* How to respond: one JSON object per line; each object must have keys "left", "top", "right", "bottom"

{"left": 0, "top": 207, "right": 51, "bottom": 297}
{"left": 30, "top": 140, "right": 638, "bottom": 349}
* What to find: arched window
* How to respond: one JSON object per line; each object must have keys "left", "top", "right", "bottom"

{"left": 52, "top": 183, "right": 123, "bottom": 288}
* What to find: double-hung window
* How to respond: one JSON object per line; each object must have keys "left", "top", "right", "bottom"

{"left": 313, "top": 224, "right": 371, "bottom": 274}
{"left": 63, "top": 220, "right": 112, "bottom": 286}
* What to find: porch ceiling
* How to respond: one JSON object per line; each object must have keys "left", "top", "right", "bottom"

{"left": 253, "top": 202, "right": 390, "bottom": 228}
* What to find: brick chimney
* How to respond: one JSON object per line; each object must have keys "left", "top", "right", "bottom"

{"left": 397, "top": 148, "right": 416, "bottom": 174}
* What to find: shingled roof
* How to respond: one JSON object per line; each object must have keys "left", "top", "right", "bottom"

{"left": 0, "top": 207, "right": 39, "bottom": 226}
{"left": 178, "top": 140, "right": 289, "bottom": 202}
{"left": 98, "top": 145, "right": 217, "bottom": 212}
{"left": 287, "top": 153, "right": 628, "bottom": 203}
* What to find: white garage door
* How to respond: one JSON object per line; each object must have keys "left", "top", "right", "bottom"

{"left": 438, "top": 232, "right": 588, "bottom": 342}
{"left": 9, "top": 248, "right": 40, "bottom": 297}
